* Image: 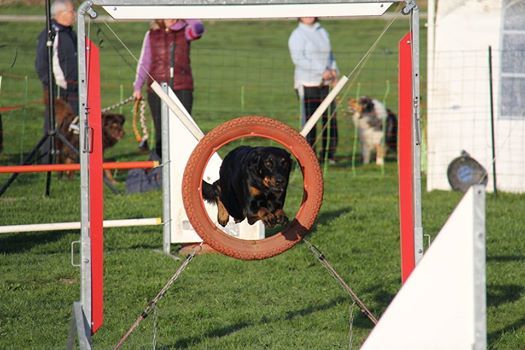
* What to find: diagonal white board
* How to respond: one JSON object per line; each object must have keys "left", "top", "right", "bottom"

{"left": 361, "top": 185, "right": 486, "bottom": 350}
{"left": 166, "top": 88, "right": 264, "bottom": 243}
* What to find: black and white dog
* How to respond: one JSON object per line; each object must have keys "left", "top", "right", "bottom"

{"left": 348, "top": 96, "right": 397, "bottom": 165}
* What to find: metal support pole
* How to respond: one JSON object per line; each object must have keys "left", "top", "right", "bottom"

{"left": 409, "top": 2, "right": 424, "bottom": 264}
{"left": 44, "top": 0, "right": 56, "bottom": 197}
{"left": 78, "top": 0, "right": 93, "bottom": 331}
{"left": 488, "top": 46, "right": 498, "bottom": 197}
{"left": 67, "top": 2, "right": 97, "bottom": 349}
{"left": 161, "top": 83, "right": 171, "bottom": 254}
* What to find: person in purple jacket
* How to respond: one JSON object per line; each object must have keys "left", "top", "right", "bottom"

{"left": 133, "top": 19, "right": 204, "bottom": 157}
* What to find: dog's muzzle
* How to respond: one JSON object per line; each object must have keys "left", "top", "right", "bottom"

{"left": 271, "top": 176, "right": 287, "bottom": 193}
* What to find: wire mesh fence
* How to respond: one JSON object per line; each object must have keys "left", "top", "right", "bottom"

{"left": 0, "top": 40, "right": 403, "bottom": 180}
{"left": 427, "top": 48, "right": 525, "bottom": 193}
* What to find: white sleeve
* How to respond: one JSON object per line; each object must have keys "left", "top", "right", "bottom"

{"left": 52, "top": 34, "right": 67, "bottom": 89}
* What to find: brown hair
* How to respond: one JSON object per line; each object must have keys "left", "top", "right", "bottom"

{"left": 149, "top": 19, "right": 166, "bottom": 30}
{"left": 298, "top": 17, "right": 319, "bottom": 23}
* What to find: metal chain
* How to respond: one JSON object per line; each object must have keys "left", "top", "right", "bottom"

{"left": 139, "top": 99, "right": 149, "bottom": 141}
{"left": 101, "top": 95, "right": 134, "bottom": 113}
{"left": 113, "top": 244, "right": 202, "bottom": 350}
{"left": 303, "top": 238, "right": 378, "bottom": 325}
{"left": 62, "top": 97, "right": 135, "bottom": 136}
{"left": 132, "top": 98, "right": 149, "bottom": 144}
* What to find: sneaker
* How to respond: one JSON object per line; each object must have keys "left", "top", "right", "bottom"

{"left": 328, "top": 159, "right": 336, "bottom": 165}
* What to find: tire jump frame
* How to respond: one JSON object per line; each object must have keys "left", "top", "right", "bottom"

{"left": 71, "top": 1, "right": 422, "bottom": 349}
{"left": 182, "top": 116, "right": 324, "bottom": 260}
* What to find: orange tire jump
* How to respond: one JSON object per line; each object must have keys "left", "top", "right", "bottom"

{"left": 182, "top": 116, "right": 324, "bottom": 260}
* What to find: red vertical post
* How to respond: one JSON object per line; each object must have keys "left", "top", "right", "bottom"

{"left": 398, "top": 33, "right": 415, "bottom": 284}
{"left": 86, "top": 38, "right": 104, "bottom": 333}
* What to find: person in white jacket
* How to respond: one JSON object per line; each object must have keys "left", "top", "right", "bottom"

{"left": 289, "top": 17, "right": 339, "bottom": 164}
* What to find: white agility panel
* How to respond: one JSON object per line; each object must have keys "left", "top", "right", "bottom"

{"left": 103, "top": 3, "right": 393, "bottom": 19}
{"left": 164, "top": 87, "right": 264, "bottom": 243}
{"left": 361, "top": 185, "right": 486, "bottom": 350}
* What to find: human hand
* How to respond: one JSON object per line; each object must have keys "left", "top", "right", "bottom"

{"left": 329, "top": 70, "right": 338, "bottom": 87}
{"left": 322, "top": 70, "right": 334, "bottom": 81}
{"left": 133, "top": 90, "right": 142, "bottom": 100}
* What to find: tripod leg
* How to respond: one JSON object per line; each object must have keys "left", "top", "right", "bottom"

{"left": 103, "top": 173, "right": 120, "bottom": 194}
{"left": 45, "top": 134, "right": 54, "bottom": 196}
{"left": 55, "top": 130, "right": 79, "bottom": 156}
{"left": 0, "top": 134, "right": 50, "bottom": 196}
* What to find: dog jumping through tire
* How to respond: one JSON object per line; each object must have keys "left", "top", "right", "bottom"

{"left": 201, "top": 145, "right": 292, "bottom": 229}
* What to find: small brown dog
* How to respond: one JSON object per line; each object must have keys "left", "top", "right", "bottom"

{"left": 54, "top": 98, "right": 126, "bottom": 183}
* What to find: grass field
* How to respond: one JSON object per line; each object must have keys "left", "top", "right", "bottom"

{"left": 1, "top": 7, "right": 525, "bottom": 350}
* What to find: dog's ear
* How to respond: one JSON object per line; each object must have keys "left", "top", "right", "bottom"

{"left": 101, "top": 113, "right": 110, "bottom": 126}
{"left": 115, "top": 114, "right": 125, "bottom": 125}
{"left": 348, "top": 98, "right": 363, "bottom": 113}
{"left": 358, "top": 96, "right": 374, "bottom": 113}
{"left": 359, "top": 96, "right": 374, "bottom": 112}
{"left": 102, "top": 113, "right": 126, "bottom": 126}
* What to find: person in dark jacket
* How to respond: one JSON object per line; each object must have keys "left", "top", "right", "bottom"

{"left": 35, "top": 0, "right": 77, "bottom": 157}
{"left": 133, "top": 19, "right": 204, "bottom": 157}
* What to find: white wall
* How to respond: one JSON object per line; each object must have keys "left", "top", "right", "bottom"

{"left": 427, "top": 0, "right": 525, "bottom": 193}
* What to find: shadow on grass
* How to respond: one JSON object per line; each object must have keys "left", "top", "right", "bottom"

{"left": 368, "top": 286, "right": 396, "bottom": 310}
{"left": 0, "top": 230, "right": 71, "bottom": 254}
{"left": 266, "top": 207, "right": 353, "bottom": 237}
{"left": 488, "top": 315, "right": 525, "bottom": 346}
{"left": 313, "top": 206, "right": 353, "bottom": 228}
{"left": 487, "top": 254, "right": 525, "bottom": 263}
{"left": 157, "top": 296, "right": 369, "bottom": 349}
{"left": 487, "top": 283, "right": 524, "bottom": 307}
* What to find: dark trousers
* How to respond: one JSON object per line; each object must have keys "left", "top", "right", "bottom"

{"left": 302, "top": 85, "right": 338, "bottom": 161}
{"left": 147, "top": 89, "right": 193, "bottom": 157}
{"left": 41, "top": 86, "right": 78, "bottom": 157}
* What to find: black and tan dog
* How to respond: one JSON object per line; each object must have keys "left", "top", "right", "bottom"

{"left": 202, "top": 146, "right": 292, "bottom": 229}
{"left": 54, "top": 98, "right": 126, "bottom": 183}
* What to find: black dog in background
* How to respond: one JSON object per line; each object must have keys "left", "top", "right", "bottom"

{"left": 202, "top": 146, "right": 292, "bottom": 229}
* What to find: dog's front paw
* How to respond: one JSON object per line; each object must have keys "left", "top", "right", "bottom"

{"left": 274, "top": 209, "right": 289, "bottom": 226}
{"left": 217, "top": 200, "right": 230, "bottom": 227}
{"left": 262, "top": 213, "right": 277, "bottom": 228}
{"left": 218, "top": 217, "right": 229, "bottom": 227}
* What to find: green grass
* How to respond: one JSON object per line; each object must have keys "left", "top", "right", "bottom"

{"left": 1, "top": 14, "right": 524, "bottom": 350}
